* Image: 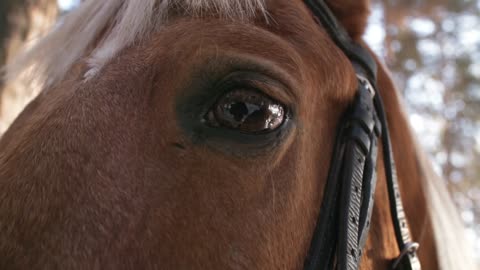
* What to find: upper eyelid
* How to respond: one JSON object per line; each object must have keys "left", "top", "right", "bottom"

{"left": 194, "top": 51, "right": 301, "bottom": 104}
{"left": 213, "top": 71, "right": 295, "bottom": 109}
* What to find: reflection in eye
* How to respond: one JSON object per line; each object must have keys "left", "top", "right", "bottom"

{"left": 205, "top": 89, "right": 286, "bottom": 134}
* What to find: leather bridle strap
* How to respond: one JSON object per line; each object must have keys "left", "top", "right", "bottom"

{"left": 373, "top": 94, "right": 422, "bottom": 270}
{"left": 302, "top": 0, "right": 377, "bottom": 81}
{"left": 301, "top": 1, "right": 421, "bottom": 270}
{"left": 304, "top": 76, "right": 382, "bottom": 270}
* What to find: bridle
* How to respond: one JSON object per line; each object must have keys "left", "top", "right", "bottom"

{"left": 301, "top": 1, "right": 422, "bottom": 270}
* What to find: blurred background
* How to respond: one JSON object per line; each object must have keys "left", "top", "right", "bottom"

{"left": 0, "top": 0, "right": 478, "bottom": 264}
{"left": 365, "top": 0, "right": 480, "bottom": 263}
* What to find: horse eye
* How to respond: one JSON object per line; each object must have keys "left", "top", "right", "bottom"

{"left": 205, "top": 89, "right": 286, "bottom": 133}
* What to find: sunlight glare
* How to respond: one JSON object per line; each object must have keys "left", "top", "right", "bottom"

{"left": 57, "top": 0, "right": 80, "bottom": 11}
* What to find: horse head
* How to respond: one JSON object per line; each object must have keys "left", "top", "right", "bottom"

{"left": 0, "top": 1, "right": 473, "bottom": 269}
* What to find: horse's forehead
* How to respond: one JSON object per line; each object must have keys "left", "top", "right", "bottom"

{"left": 5, "top": 0, "right": 270, "bottom": 91}
{"left": 6, "top": 0, "right": 371, "bottom": 92}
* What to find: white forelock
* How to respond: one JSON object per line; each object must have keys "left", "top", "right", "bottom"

{"left": 4, "top": 0, "right": 267, "bottom": 88}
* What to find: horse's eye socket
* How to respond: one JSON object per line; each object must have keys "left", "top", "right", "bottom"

{"left": 205, "top": 89, "right": 286, "bottom": 133}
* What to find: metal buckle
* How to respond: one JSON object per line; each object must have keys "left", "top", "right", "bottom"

{"left": 356, "top": 74, "right": 376, "bottom": 98}
{"left": 391, "top": 242, "right": 420, "bottom": 269}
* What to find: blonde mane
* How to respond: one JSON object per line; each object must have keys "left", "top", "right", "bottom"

{"left": 395, "top": 93, "right": 477, "bottom": 270}
{"left": 417, "top": 146, "right": 477, "bottom": 270}
{"left": 4, "top": 0, "right": 267, "bottom": 88}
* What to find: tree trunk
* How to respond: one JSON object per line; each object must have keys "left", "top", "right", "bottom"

{"left": 0, "top": 0, "right": 58, "bottom": 134}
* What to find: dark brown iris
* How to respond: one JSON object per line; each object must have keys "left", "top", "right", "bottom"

{"left": 207, "top": 89, "right": 285, "bottom": 133}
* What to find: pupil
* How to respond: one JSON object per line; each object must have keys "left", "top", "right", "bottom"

{"left": 229, "top": 102, "right": 249, "bottom": 121}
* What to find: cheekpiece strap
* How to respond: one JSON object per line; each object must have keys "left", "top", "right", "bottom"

{"left": 302, "top": 1, "right": 422, "bottom": 270}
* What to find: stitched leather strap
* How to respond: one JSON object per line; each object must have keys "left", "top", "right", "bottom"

{"left": 373, "top": 94, "right": 422, "bottom": 270}
{"left": 302, "top": 1, "right": 422, "bottom": 270}
{"left": 304, "top": 83, "right": 381, "bottom": 270}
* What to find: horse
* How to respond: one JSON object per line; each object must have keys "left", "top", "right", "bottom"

{"left": 0, "top": 0, "right": 475, "bottom": 269}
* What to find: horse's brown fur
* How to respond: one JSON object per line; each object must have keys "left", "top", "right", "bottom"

{"left": 0, "top": 1, "right": 440, "bottom": 269}
{"left": 326, "top": 0, "right": 371, "bottom": 40}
